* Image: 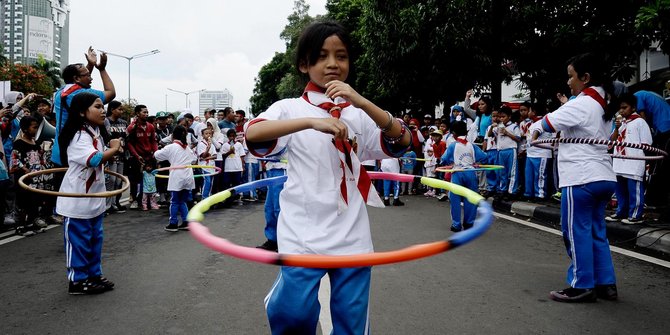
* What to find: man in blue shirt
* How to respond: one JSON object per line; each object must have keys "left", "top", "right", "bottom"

{"left": 52, "top": 47, "right": 116, "bottom": 166}
{"left": 217, "top": 107, "right": 237, "bottom": 131}
{"left": 634, "top": 90, "right": 670, "bottom": 220}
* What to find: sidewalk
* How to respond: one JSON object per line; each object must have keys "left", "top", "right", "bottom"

{"left": 492, "top": 197, "right": 670, "bottom": 258}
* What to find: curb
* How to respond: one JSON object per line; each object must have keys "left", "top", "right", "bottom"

{"left": 493, "top": 199, "right": 670, "bottom": 257}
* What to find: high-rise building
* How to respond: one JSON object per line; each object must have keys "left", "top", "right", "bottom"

{"left": 199, "top": 89, "right": 233, "bottom": 116}
{"left": 1, "top": 0, "right": 70, "bottom": 68}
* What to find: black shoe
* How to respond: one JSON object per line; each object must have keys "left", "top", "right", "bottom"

{"left": 256, "top": 239, "right": 278, "bottom": 252}
{"left": 450, "top": 226, "right": 462, "bottom": 232}
{"left": 437, "top": 194, "right": 448, "bottom": 202}
{"left": 383, "top": 198, "right": 390, "bottom": 206}
{"left": 69, "top": 279, "right": 107, "bottom": 295}
{"left": 463, "top": 223, "right": 473, "bottom": 230}
{"left": 15, "top": 225, "right": 37, "bottom": 237}
{"left": 595, "top": 284, "right": 618, "bottom": 301}
{"left": 178, "top": 223, "right": 190, "bottom": 231}
{"left": 89, "top": 276, "right": 115, "bottom": 291}
{"left": 549, "top": 287, "right": 596, "bottom": 303}
{"left": 116, "top": 204, "right": 127, "bottom": 212}
{"left": 393, "top": 198, "right": 404, "bottom": 206}
{"left": 164, "top": 224, "right": 179, "bottom": 232}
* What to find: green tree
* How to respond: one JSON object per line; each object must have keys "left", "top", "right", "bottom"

{"left": 32, "top": 55, "right": 63, "bottom": 90}
{"left": 0, "top": 63, "right": 53, "bottom": 95}
{"left": 636, "top": 0, "right": 670, "bottom": 53}
{"left": 250, "top": 52, "right": 291, "bottom": 115}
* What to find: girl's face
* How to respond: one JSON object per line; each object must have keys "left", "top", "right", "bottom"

{"left": 299, "top": 34, "right": 349, "bottom": 88}
{"left": 202, "top": 129, "right": 212, "bottom": 139}
{"left": 439, "top": 123, "right": 447, "bottom": 133}
{"left": 567, "top": 64, "right": 587, "bottom": 96}
{"left": 519, "top": 105, "right": 529, "bottom": 119}
{"left": 25, "top": 121, "right": 39, "bottom": 138}
{"left": 619, "top": 102, "right": 635, "bottom": 118}
{"left": 491, "top": 111, "right": 499, "bottom": 123}
{"left": 112, "top": 106, "right": 124, "bottom": 118}
{"left": 478, "top": 100, "right": 488, "bottom": 112}
{"left": 427, "top": 150, "right": 434, "bottom": 157}
{"left": 85, "top": 98, "right": 106, "bottom": 126}
{"left": 498, "top": 113, "right": 510, "bottom": 124}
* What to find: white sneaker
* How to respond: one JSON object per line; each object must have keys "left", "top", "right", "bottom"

{"left": 129, "top": 202, "right": 139, "bottom": 209}
{"left": 33, "top": 217, "right": 48, "bottom": 228}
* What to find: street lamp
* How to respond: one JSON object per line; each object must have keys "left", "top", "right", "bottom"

{"left": 167, "top": 88, "right": 206, "bottom": 110}
{"left": 99, "top": 49, "right": 160, "bottom": 103}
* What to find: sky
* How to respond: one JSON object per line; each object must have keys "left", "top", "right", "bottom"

{"left": 68, "top": 0, "right": 328, "bottom": 115}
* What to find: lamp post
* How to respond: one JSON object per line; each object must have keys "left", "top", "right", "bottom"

{"left": 99, "top": 49, "right": 160, "bottom": 103}
{"left": 167, "top": 88, "right": 206, "bottom": 110}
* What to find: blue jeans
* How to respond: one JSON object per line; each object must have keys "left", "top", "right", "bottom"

{"left": 560, "top": 181, "right": 616, "bottom": 289}
{"left": 244, "top": 162, "right": 260, "bottom": 198}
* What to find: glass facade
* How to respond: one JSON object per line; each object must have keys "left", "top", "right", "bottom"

{"left": 199, "top": 89, "right": 234, "bottom": 117}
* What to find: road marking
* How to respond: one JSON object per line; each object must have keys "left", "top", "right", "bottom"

{"left": 318, "top": 276, "right": 333, "bottom": 335}
{"left": 494, "top": 212, "right": 670, "bottom": 269}
{"left": 0, "top": 224, "right": 59, "bottom": 246}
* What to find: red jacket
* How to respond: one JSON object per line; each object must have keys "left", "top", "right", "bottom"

{"left": 126, "top": 120, "right": 158, "bottom": 161}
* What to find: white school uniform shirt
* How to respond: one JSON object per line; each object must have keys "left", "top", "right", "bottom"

{"left": 244, "top": 95, "right": 401, "bottom": 255}
{"left": 466, "top": 118, "right": 478, "bottom": 143}
{"left": 484, "top": 125, "right": 497, "bottom": 151}
{"left": 56, "top": 125, "right": 106, "bottom": 219}
{"left": 380, "top": 158, "right": 400, "bottom": 173}
{"left": 196, "top": 139, "right": 217, "bottom": 173}
{"left": 612, "top": 115, "right": 652, "bottom": 181}
{"left": 424, "top": 153, "right": 437, "bottom": 177}
{"left": 526, "top": 120, "right": 552, "bottom": 159}
{"left": 154, "top": 141, "right": 196, "bottom": 191}
{"left": 534, "top": 86, "right": 616, "bottom": 187}
{"left": 221, "top": 141, "right": 245, "bottom": 172}
{"left": 494, "top": 121, "right": 521, "bottom": 150}
{"left": 518, "top": 118, "right": 532, "bottom": 153}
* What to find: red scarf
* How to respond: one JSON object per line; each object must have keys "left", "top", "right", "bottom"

{"left": 581, "top": 87, "right": 607, "bottom": 110}
{"left": 616, "top": 113, "right": 641, "bottom": 155}
{"left": 302, "top": 82, "right": 384, "bottom": 211}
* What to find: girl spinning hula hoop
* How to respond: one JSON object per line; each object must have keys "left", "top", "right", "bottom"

{"left": 151, "top": 165, "right": 222, "bottom": 179}
{"left": 187, "top": 172, "right": 493, "bottom": 268}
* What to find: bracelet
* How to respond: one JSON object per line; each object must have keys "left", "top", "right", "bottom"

{"left": 378, "top": 111, "right": 394, "bottom": 133}
{"left": 382, "top": 121, "right": 408, "bottom": 144}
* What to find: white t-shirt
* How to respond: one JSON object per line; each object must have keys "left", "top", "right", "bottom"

{"left": 244, "top": 95, "right": 404, "bottom": 255}
{"left": 526, "top": 120, "right": 552, "bottom": 159}
{"left": 154, "top": 141, "right": 197, "bottom": 191}
{"left": 484, "top": 125, "right": 497, "bottom": 151}
{"left": 221, "top": 141, "right": 245, "bottom": 172}
{"left": 536, "top": 87, "right": 616, "bottom": 187}
{"left": 613, "top": 116, "right": 652, "bottom": 181}
{"left": 56, "top": 126, "right": 106, "bottom": 219}
{"left": 494, "top": 121, "right": 521, "bottom": 150}
{"left": 196, "top": 139, "right": 217, "bottom": 173}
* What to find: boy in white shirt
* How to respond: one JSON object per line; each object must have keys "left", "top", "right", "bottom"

{"left": 606, "top": 93, "right": 652, "bottom": 224}
{"left": 493, "top": 106, "right": 521, "bottom": 197}
{"left": 221, "top": 128, "right": 245, "bottom": 205}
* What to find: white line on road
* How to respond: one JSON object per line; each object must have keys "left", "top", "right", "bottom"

{"left": 494, "top": 212, "right": 670, "bottom": 269}
{"left": 0, "top": 224, "right": 60, "bottom": 246}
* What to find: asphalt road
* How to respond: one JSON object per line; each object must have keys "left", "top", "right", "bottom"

{"left": 1, "top": 195, "right": 669, "bottom": 334}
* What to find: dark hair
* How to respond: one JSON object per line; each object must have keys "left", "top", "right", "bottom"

{"left": 451, "top": 121, "right": 467, "bottom": 137}
{"left": 62, "top": 64, "right": 84, "bottom": 84}
{"left": 235, "top": 109, "right": 245, "bottom": 117}
{"left": 107, "top": 100, "right": 122, "bottom": 116}
{"left": 478, "top": 96, "right": 494, "bottom": 116}
{"left": 296, "top": 21, "right": 352, "bottom": 72}
{"left": 520, "top": 101, "right": 532, "bottom": 109}
{"left": 58, "top": 92, "right": 101, "bottom": 165}
{"left": 134, "top": 104, "right": 147, "bottom": 114}
{"left": 19, "top": 115, "right": 37, "bottom": 132}
{"left": 172, "top": 125, "right": 188, "bottom": 144}
{"left": 223, "top": 107, "right": 234, "bottom": 116}
{"left": 567, "top": 53, "right": 616, "bottom": 121}
{"left": 498, "top": 105, "right": 513, "bottom": 116}
{"left": 531, "top": 103, "right": 547, "bottom": 117}
{"left": 226, "top": 128, "right": 237, "bottom": 137}
{"left": 618, "top": 92, "right": 637, "bottom": 109}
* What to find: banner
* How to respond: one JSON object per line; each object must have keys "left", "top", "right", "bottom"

{"left": 26, "top": 15, "right": 54, "bottom": 61}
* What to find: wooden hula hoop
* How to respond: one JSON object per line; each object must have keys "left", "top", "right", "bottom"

{"left": 18, "top": 167, "right": 130, "bottom": 198}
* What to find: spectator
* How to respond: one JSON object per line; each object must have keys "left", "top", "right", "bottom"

{"left": 104, "top": 100, "right": 128, "bottom": 214}
{"left": 218, "top": 107, "right": 236, "bottom": 131}
{"left": 126, "top": 104, "right": 158, "bottom": 209}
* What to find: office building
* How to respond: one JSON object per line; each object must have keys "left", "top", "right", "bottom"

{"left": 199, "top": 89, "right": 233, "bottom": 116}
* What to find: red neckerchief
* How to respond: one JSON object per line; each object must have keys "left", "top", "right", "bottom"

{"left": 81, "top": 124, "right": 100, "bottom": 193}
{"left": 455, "top": 136, "right": 468, "bottom": 145}
{"left": 581, "top": 87, "right": 607, "bottom": 110}
{"left": 302, "top": 82, "right": 383, "bottom": 209}
{"left": 616, "top": 113, "right": 641, "bottom": 156}
{"left": 173, "top": 140, "right": 187, "bottom": 149}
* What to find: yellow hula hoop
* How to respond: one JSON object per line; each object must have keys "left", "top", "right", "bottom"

{"left": 18, "top": 167, "right": 130, "bottom": 198}
{"left": 152, "top": 165, "right": 222, "bottom": 179}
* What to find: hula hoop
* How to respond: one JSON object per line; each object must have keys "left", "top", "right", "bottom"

{"left": 18, "top": 167, "right": 129, "bottom": 198}
{"left": 256, "top": 158, "right": 288, "bottom": 163}
{"left": 188, "top": 172, "right": 493, "bottom": 268}
{"left": 435, "top": 165, "right": 504, "bottom": 173}
{"left": 400, "top": 157, "right": 431, "bottom": 162}
{"left": 531, "top": 138, "right": 668, "bottom": 160}
{"left": 152, "top": 165, "right": 222, "bottom": 179}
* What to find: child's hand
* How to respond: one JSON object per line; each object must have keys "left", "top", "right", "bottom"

{"left": 324, "top": 80, "right": 366, "bottom": 108}
{"left": 311, "top": 117, "right": 349, "bottom": 141}
{"left": 109, "top": 138, "right": 121, "bottom": 150}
